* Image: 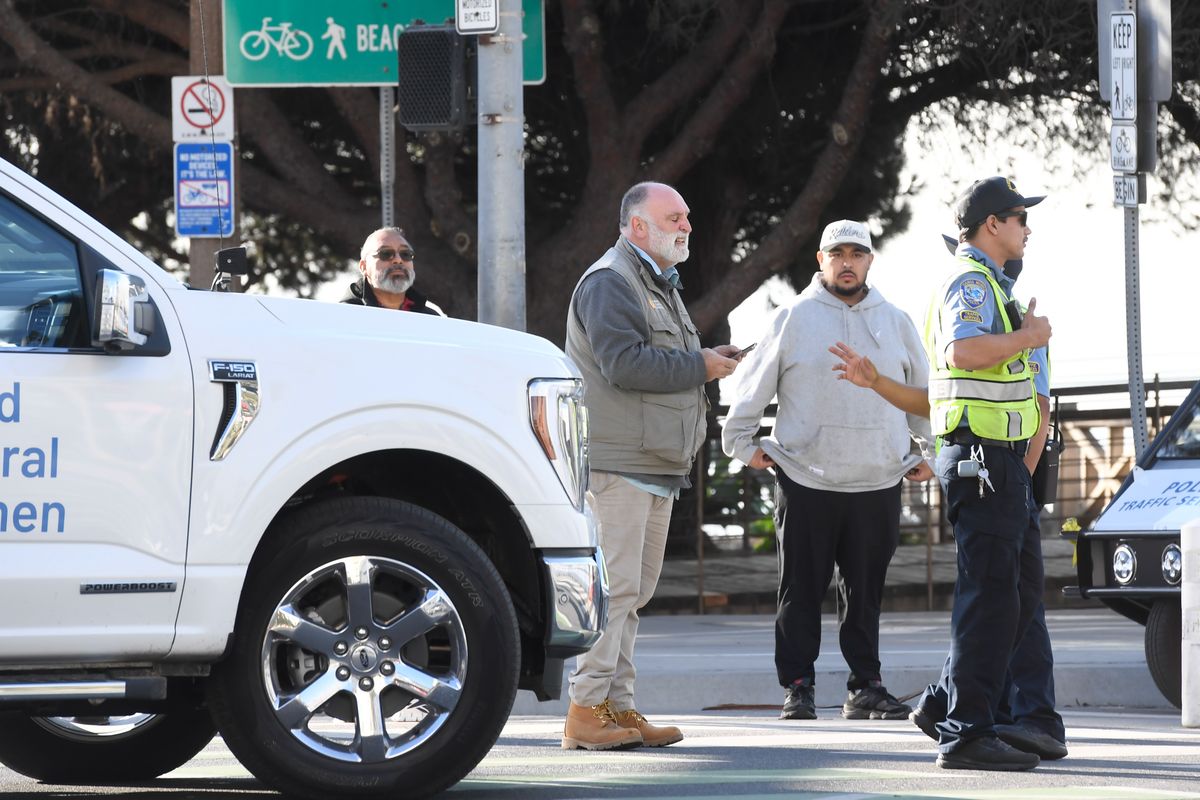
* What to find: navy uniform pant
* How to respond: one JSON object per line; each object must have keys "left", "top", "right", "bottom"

{"left": 925, "top": 442, "right": 1043, "bottom": 754}
{"left": 773, "top": 471, "right": 902, "bottom": 689}
{"left": 998, "top": 498, "right": 1065, "bottom": 742}
{"left": 918, "top": 489, "right": 1065, "bottom": 742}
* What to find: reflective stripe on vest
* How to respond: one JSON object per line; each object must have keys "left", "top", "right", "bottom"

{"left": 924, "top": 256, "right": 1039, "bottom": 441}
{"left": 929, "top": 376, "right": 1033, "bottom": 403}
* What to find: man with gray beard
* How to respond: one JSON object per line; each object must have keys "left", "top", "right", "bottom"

{"left": 562, "top": 181, "right": 743, "bottom": 751}
{"left": 341, "top": 227, "right": 442, "bottom": 315}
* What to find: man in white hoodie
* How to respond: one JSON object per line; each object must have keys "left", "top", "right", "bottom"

{"left": 722, "top": 219, "right": 933, "bottom": 721}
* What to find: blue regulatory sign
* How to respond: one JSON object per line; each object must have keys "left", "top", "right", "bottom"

{"left": 174, "top": 142, "right": 235, "bottom": 237}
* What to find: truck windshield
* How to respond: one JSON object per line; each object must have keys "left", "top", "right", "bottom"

{"left": 1158, "top": 394, "right": 1200, "bottom": 459}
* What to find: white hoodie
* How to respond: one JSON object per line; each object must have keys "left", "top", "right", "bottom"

{"left": 723, "top": 274, "right": 932, "bottom": 492}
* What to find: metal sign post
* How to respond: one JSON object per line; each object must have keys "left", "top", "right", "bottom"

{"left": 1099, "top": 0, "right": 1171, "bottom": 461}
{"left": 1110, "top": 6, "right": 1150, "bottom": 459}
{"left": 379, "top": 87, "right": 395, "bottom": 228}
{"left": 474, "top": 0, "right": 525, "bottom": 330}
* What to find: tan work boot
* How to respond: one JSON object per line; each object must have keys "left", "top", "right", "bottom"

{"left": 561, "top": 701, "right": 643, "bottom": 750}
{"left": 610, "top": 704, "right": 684, "bottom": 747}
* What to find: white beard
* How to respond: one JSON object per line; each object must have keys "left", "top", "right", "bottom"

{"left": 371, "top": 264, "right": 415, "bottom": 294}
{"left": 647, "top": 222, "right": 689, "bottom": 265}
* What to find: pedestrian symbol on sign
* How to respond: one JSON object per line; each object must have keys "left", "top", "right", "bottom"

{"left": 322, "top": 17, "right": 347, "bottom": 60}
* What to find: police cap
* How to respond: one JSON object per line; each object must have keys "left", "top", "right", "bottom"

{"left": 955, "top": 176, "right": 1045, "bottom": 231}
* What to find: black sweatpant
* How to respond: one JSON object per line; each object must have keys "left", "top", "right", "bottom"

{"left": 773, "top": 470, "right": 902, "bottom": 690}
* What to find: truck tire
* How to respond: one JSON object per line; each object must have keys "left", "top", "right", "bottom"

{"left": 1145, "top": 599, "right": 1182, "bottom": 709}
{"left": 207, "top": 497, "right": 520, "bottom": 800}
{"left": 0, "top": 711, "right": 215, "bottom": 782}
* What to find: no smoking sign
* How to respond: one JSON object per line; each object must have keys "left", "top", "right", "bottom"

{"left": 171, "top": 75, "right": 234, "bottom": 142}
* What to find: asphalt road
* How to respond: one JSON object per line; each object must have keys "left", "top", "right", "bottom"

{"left": 3, "top": 609, "right": 1193, "bottom": 798}
{"left": 3, "top": 708, "right": 1199, "bottom": 799}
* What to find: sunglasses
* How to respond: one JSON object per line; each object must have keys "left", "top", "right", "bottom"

{"left": 994, "top": 211, "right": 1028, "bottom": 227}
{"left": 372, "top": 247, "right": 415, "bottom": 262}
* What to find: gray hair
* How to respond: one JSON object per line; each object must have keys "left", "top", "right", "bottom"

{"left": 360, "top": 226, "right": 408, "bottom": 261}
{"left": 619, "top": 182, "right": 679, "bottom": 231}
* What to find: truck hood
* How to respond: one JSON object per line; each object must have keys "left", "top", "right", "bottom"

{"left": 166, "top": 292, "right": 579, "bottom": 378}
{"left": 258, "top": 294, "right": 570, "bottom": 364}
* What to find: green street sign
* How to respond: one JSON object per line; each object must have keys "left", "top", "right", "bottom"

{"left": 222, "top": 0, "right": 545, "bottom": 86}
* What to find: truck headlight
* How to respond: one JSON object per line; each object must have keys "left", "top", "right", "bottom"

{"left": 1113, "top": 544, "right": 1136, "bottom": 585}
{"left": 1162, "top": 544, "right": 1182, "bottom": 586}
{"left": 528, "top": 379, "right": 589, "bottom": 511}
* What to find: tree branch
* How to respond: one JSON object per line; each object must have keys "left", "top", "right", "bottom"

{"left": 0, "top": 0, "right": 375, "bottom": 258}
{"left": 328, "top": 88, "right": 382, "bottom": 175}
{"left": 237, "top": 91, "right": 360, "bottom": 212}
{"left": 1166, "top": 95, "right": 1200, "bottom": 148}
{"left": 647, "top": 0, "right": 792, "bottom": 183}
{"left": 0, "top": 57, "right": 184, "bottom": 91}
{"left": 624, "top": 0, "right": 757, "bottom": 145}
{"left": 687, "top": 0, "right": 903, "bottom": 330}
{"left": 560, "top": 0, "right": 627, "bottom": 193}
{"left": 420, "top": 131, "right": 477, "bottom": 264}
{"left": 85, "top": 0, "right": 190, "bottom": 49}
{"left": 326, "top": 87, "right": 429, "bottom": 231}
{"left": 0, "top": 0, "right": 172, "bottom": 146}
{"left": 238, "top": 166, "right": 368, "bottom": 242}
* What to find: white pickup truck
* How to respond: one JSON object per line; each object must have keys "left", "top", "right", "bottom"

{"left": 0, "top": 156, "right": 606, "bottom": 798}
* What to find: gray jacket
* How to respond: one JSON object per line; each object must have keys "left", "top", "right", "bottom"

{"left": 722, "top": 274, "right": 932, "bottom": 492}
{"left": 565, "top": 238, "right": 708, "bottom": 475}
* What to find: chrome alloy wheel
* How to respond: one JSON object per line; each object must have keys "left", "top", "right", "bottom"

{"left": 261, "top": 555, "right": 468, "bottom": 763}
{"left": 35, "top": 714, "right": 160, "bottom": 740}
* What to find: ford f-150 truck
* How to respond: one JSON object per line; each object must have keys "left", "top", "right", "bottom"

{"left": 0, "top": 155, "right": 606, "bottom": 798}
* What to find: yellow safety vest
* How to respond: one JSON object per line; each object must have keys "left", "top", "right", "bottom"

{"left": 923, "top": 257, "right": 1040, "bottom": 441}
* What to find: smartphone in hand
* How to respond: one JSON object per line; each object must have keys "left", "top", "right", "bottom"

{"left": 736, "top": 343, "right": 757, "bottom": 360}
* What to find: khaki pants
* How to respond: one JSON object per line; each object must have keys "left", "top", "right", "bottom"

{"left": 568, "top": 471, "right": 673, "bottom": 709}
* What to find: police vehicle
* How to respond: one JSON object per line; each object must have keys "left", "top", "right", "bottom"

{"left": 0, "top": 156, "right": 606, "bottom": 798}
{"left": 1064, "top": 379, "right": 1200, "bottom": 708}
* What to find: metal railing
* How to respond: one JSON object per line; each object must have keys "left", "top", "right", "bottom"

{"left": 666, "top": 378, "right": 1195, "bottom": 612}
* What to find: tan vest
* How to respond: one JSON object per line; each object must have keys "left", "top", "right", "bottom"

{"left": 565, "top": 239, "right": 707, "bottom": 475}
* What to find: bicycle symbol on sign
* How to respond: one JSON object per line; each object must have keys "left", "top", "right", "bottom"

{"left": 1115, "top": 129, "right": 1132, "bottom": 154}
{"left": 239, "top": 17, "right": 314, "bottom": 61}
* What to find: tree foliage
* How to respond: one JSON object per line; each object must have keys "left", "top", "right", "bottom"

{"left": 1, "top": 0, "right": 1199, "bottom": 341}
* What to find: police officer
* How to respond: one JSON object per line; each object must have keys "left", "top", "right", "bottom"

{"left": 922, "top": 176, "right": 1052, "bottom": 771}
{"left": 908, "top": 237, "right": 1067, "bottom": 763}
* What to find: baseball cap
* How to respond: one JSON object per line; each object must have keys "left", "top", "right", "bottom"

{"left": 819, "top": 219, "right": 872, "bottom": 252}
{"left": 954, "top": 176, "right": 1045, "bottom": 230}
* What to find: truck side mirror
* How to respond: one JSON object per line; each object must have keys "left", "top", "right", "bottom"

{"left": 92, "top": 269, "right": 155, "bottom": 352}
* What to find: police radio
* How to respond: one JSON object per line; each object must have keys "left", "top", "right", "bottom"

{"left": 1031, "top": 395, "right": 1063, "bottom": 508}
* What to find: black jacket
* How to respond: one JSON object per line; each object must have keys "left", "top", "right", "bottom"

{"left": 340, "top": 277, "right": 442, "bottom": 315}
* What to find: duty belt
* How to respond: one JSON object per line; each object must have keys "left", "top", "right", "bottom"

{"left": 941, "top": 432, "right": 1028, "bottom": 456}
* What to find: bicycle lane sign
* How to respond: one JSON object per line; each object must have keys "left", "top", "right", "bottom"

{"left": 174, "top": 142, "right": 235, "bottom": 238}
{"left": 222, "top": 0, "right": 545, "bottom": 86}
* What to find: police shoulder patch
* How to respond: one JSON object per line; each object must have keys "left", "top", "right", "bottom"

{"left": 1029, "top": 361, "right": 1041, "bottom": 374}
{"left": 958, "top": 310, "right": 984, "bottom": 324}
{"left": 959, "top": 278, "right": 988, "bottom": 309}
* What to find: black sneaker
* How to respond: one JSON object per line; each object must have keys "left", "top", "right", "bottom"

{"left": 780, "top": 680, "right": 816, "bottom": 720}
{"left": 996, "top": 723, "right": 1068, "bottom": 760}
{"left": 909, "top": 705, "right": 940, "bottom": 741}
{"left": 842, "top": 681, "right": 912, "bottom": 720}
{"left": 936, "top": 736, "right": 1040, "bottom": 771}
